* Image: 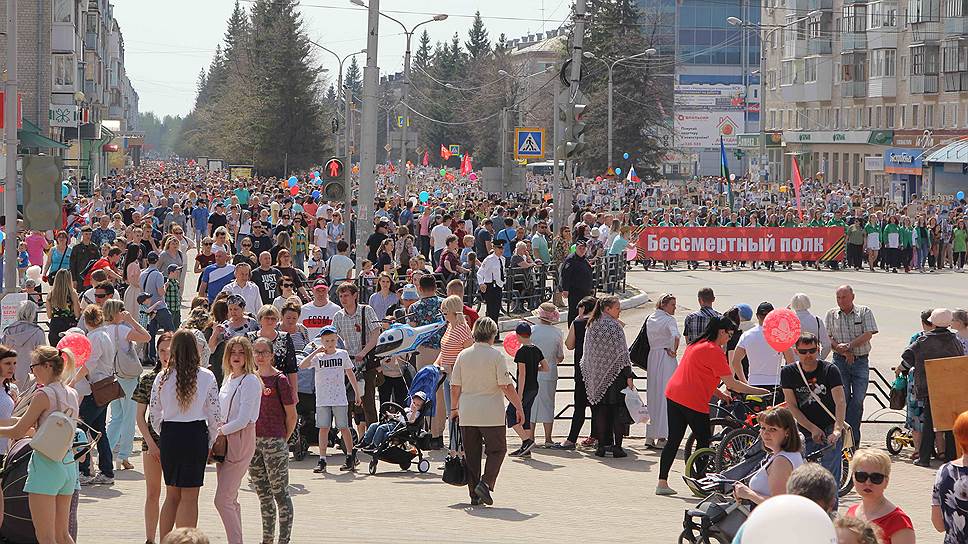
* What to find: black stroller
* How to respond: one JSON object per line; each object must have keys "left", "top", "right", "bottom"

{"left": 362, "top": 401, "right": 434, "bottom": 475}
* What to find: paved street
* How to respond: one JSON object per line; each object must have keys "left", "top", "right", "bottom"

{"left": 74, "top": 264, "right": 956, "bottom": 542}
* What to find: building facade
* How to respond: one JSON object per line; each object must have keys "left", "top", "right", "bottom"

{"left": 0, "top": 0, "right": 141, "bottom": 187}
{"left": 762, "top": 0, "right": 968, "bottom": 203}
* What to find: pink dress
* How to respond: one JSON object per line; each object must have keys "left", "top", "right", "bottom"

{"left": 25, "top": 234, "right": 47, "bottom": 266}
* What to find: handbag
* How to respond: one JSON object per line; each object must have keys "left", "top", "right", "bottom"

{"left": 889, "top": 375, "right": 907, "bottom": 411}
{"left": 795, "top": 361, "right": 854, "bottom": 451}
{"left": 32, "top": 386, "right": 78, "bottom": 462}
{"left": 628, "top": 315, "right": 651, "bottom": 370}
{"left": 91, "top": 374, "right": 124, "bottom": 407}
{"left": 112, "top": 325, "right": 144, "bottom": 380}
{"left": 211, "top": 375, "right": 247, "bottom": 463}
{"left": 442, "top": 419, "right": 467, "bottom": 487}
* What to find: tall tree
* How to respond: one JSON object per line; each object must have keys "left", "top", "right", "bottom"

{"left": 344, "top": 56, "right": 363, "bottom": 102}
{"left": 414, "top": 29, "right": 432, "bottom": 70}
{"left": 465, "top": 12, "right": 491, "bottom": 59}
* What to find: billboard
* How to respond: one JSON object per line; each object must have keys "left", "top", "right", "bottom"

{"left": 674, "top": 111, "right": 743, "bottom": 148}
{"left": 674, "top": 84, "right": 747, "bottom": 109}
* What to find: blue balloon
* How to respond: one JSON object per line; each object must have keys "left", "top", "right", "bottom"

{"left": 623, "top": 152, "right": 630, "bottom": 160}
{"left": 313, "top": 171, "right": 320, "bottom": 178}
{"left": 419, "top": 191, "right": 430, "bottom": 203}
{"left": 311, "top": 190, "right": 320, "bottom": 199}
{"left": 958, "top": 191, "right": 966, "bottom": 200}
{"left": 615, "top": 167, "right": 622, "bottom": 176}
{"left": 434, "top": 188, "right": 442, "bottom": 197}
{"left": 288, "top": 176, "right": 298, "bottom": 187}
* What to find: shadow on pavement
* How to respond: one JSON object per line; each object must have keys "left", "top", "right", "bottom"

{"left": 447, "top": 503, "right": 539, "bottom": 521}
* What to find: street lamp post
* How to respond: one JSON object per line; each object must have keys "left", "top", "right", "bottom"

{"left": 583, "top": 49, "right": 657, "bottom": 170}
{"left": 309, "top": 42, "right": 365, "bottom": 156}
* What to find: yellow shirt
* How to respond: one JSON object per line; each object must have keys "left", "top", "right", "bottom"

{"left": 450, "top": 343, "right": 513, "bottom": 427}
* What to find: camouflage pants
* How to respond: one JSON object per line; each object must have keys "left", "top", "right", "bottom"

{"left": 248, "top": 437, "right": 293, "bottom": 544}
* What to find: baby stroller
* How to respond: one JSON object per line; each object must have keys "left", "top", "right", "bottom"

{"left": 363, "top": 401, "right": 433, "bottom": 475}
{"left": 679, "top": 493, "right": 750, "bottom": 544}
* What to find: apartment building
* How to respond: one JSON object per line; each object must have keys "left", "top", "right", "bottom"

{"left": 0, "top": 0, "right": 141, "bottom": 184}
{"left": 761, "top": 0, "right": 968, "bottom": 202}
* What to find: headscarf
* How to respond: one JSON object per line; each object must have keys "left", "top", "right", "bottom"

{"left": 580, "top": 314, "right": 631, "bottom": 405}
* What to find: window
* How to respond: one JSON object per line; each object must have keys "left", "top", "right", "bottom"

{"left": 943, "top": 0, "right": 967, "bottom": 17}
{"left": 912, "top": 104, "right": 920, "bottom": 127}
{"left": 52, "top": 55, "right": 75, "bottom": 91}
{"left": 865, "top": 107, "right": 872, "bottom": 127}
{"left": 834, "top": 108, "right": 841, "bottom": 129}
{"left": 808, "top": 15, "right": 823, "bottom": 38}
{"left": 770, "top": 110, "right": 777, "bottom": 130}
{"left": 886, "top": 49, "right": 896, "bottom": 76}
{"left": 913, "top": 46, "right": 925, "bottom": 75}
{"left": 886, "top": 105, "right": 895, "bottom": 127}
{"left": 871, "top": 49, "right": 897, "bottom": 77}
{"left": 856, "top": 108, "right": 863, "bottom": 128}
{"left": 875, "top": 106, "right": 882, "bottom": 128}
{"left": 925, "top": 103, "right": 935, "bottom": 127}
{"left": 768, "top": 69, "right": 777, "bottom": 90}
{"left": 53, "top": 0, "right": 73, "bottom": 24}
{"left": 942, "top": 41, "right": 968, "bottom": 72}
{"left": 900, "top": 55, "right": 907, "bottom": 76}
{"left": 954, "top": 104, "right": 960, "bottom": 127}
{"left": 805, "top": 57, "right": 818, "bottom": 82}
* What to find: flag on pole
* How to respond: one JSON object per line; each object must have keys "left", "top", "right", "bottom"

{"left": 625, "top": 164, "right": 640, "bottom": 183}
{"left": 720, "top": 136, "right": 733, "bottom": 209}
{"left": 460, "top": 153, "right": 473, "bottom": 176}
{"left": 440, "top": 144, "right": 452, "bottom": 160}
{"left": 422, "top": 151, "right": 429, "bottom": 167}
{"left": 791, "top": 156, "right": 804, "bottom": 221}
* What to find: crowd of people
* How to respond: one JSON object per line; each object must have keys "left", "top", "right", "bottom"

{"left": 0, "top": 160, "right": 963, "bottom": 543}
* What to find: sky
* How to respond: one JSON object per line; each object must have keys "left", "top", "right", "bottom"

{"left": 112, "top": 0, "right": 571, "bottom": 118}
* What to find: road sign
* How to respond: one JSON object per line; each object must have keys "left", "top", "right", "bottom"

{"left": 449, "top": 144, "right": 460, "bottom": 155}
{"left": 384, "top": 143, "right": 392, "bottom": 153}
{"left": 515, "top": 127, "right": 544, "bottom": 160}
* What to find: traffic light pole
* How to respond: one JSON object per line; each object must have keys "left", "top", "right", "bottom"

{"left": 357, "top": 0, "right": 380, "bottom": 271}
{"left": 3, "top": 0, "right": 19, "bottom": 294}
{"left": 556, "top": 0, "right": 587, "bottom": 231}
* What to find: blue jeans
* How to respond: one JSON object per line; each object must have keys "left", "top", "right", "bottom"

{"left": 147, "top": 308, "right": 174, "bottom": 360}
{"left": 106, "top": 377, "right": 139, "bottom": 462}
{"left": 833, "top": 353, "right": 868, "bottom": 446}
{"left": 804, "top": 425, "right": 844, "bottom": 509}
{"left": 79, "top": 394, "right": 113, "bottom": 477}
{"left": 363, "top": 421, "right": 399, "bottom": 448}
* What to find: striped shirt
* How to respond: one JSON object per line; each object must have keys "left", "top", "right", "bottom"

{"left": 824, "top": 304, "right": 877, "bottom": 356}
{"left": 436, "top": 322, "right": 472, "bottom": 372}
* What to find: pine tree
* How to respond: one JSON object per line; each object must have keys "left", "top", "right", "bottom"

{"left": 465, "top": 12, "right": 491, "bottom": 60}
{"left": 414, "top": 30, "right": 432, "bottom": 70}
{"left": 223, "top": 1, "right": 249, "bottom": 62}
{"left": 344, "top": 56, "right": 363, "bottom": 103}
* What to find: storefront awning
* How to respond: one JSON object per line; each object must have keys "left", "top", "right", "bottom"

{"left": 923, "top": 139, "right": 968, "bottom": 164}
{"left": 18, "top": 119, "right": 69, "bottom": 149}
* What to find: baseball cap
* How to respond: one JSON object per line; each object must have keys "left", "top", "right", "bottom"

{"left": 736, "top": 304, "right": 754, "bottom": 322}
{"left": 147, "top": 251, "right": 160, "bottom": 263}
{"left": 515, "top": 322, "right": 532, "bottom": 337}
{"left": 412, "top": 391, "right": 428, "bottom": 402}
{"left": 166, "top": 264, "right": 183, "bottom": 274}
{"left": 136, "top": 293, "right": 152, "bottom": 305}
{"left": 312, "top": 279, "right": 330, "bottom": 291}
{"left": 756, "top": 302, "right": 774, "bottom": 316}
{"left": 575, "top": 239, "right": 588, "bottom": 247}
{"left": 929, "top": 308, "right": 953, "bottom": 328}
{"left": 401, "top": 284, "right": 419, "bottom": 301}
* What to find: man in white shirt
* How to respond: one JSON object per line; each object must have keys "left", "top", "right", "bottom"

{"left": 299, "top": 280, "right": 341, "bottom": 339}
{"left": 430, "top": 214, "right": 453, "bottom": 266}
{"left": 476, "top": 239, "right": 506, "bottom": 333}
{"left": 220, "top": 262, "right": 262, "bottom": 314}
{"left": 327, "top": 240, "right": 356, "bottom": 284}
{"left": 730, "top": 302, "right": 794, "bottom": 388}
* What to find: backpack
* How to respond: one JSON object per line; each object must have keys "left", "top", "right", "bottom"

{"left": 112, "top": 324, "right": 144, "bottom": 379}
{"left": 32, "top": 386, "right": 78, "bottom": 462}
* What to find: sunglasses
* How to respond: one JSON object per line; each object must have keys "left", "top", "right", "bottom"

{"left": 94, "top": 292, "right": 108, "bottom": 298}
{"left": 29, "top": 362, "right": 48, "bottom": 369}
{"left": 254, "top": 349, "right": 272, "bottom": 355}
{"left": 203, "top": 242, "right": 213, "bottom": 246}
{"left": 281, "top": 284, "right": 293, "bottom": 288}
{"left": 242, "top": 243, "right": 252, "bottom": 247}
{"left": 853, "top": 471, "right": 886, "bottom": 485}
{"left": 797, "top": 347, "right": 819, "bottom": 355}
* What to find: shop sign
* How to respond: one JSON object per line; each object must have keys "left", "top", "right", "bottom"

{"left": 883, "top": 147, "right": 924, "bottom": 175}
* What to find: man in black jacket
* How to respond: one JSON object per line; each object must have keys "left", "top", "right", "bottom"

{"left": 68, "top": 226, "right": 101, "bottom": 291}
{"left": 560, "top": 240, "right": 594, "bottom": 325}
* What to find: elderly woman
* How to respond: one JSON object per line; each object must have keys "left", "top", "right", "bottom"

{"left": 529, "top": 302, "right": 564, "bottom": 448}
{"left": 732, "top": 407, "right": 805, "bottom": 505}
{"left": 845, "top": 449, "right": 915, "bottom": 544}
{"left": 580, "top": 296, "right": 635, "bottom": 458}
{"left": 0, "top": 300, "right": 46, "bottom": 385}
{"left": 450, "top": 317, "right": 524, "bottom": 507}
{"left": 790, "top": 293, "right": 830, "bottom": 360}
{"left": 644, "top": 294, "right": 679, "bottom": 449}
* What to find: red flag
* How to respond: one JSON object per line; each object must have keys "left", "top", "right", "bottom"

{"left": 440, "top": 144, "right": 452, "bottom": 160}
{"left": 791, "top": 156, "right": 804, "bottom": 221}
{"left": 422, "top": 151, "right": 429, "bottom": 167}
{"left": 460, "top": 153, "right": 473, "bottom": 176}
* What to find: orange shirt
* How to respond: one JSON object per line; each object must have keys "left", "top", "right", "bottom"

{"left": 665, "top": 340, "right": 731, "bottom": 413}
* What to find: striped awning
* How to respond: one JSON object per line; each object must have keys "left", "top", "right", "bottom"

{"left": 923, "top": 139, "right": 968, "bottom": 164}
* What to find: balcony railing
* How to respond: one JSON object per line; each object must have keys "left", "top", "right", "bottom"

{"left": 808, "top": 39, "right": 832, "bottom": 55}
{"left": 868, "top": 76, "right": 897, "bottom": 98}
{"left": 910, "top": 74, "right": 939, "bottom": 94}
{"left": 842, "top": 32, "right": 867, "bottom": 51}
{"left": 943, "top": 71, "right": 968, "bottom": 92}
{"left": 943, "top": 18, "right": 968, "bottom": 37}
{"left": 841, "top": 80, "right": 867, "bottom": 98}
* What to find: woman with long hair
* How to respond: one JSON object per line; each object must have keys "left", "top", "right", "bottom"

{"left": 42, "top": 230, "right": 72, "bottom": 283}
{"left": 150, "top": 330, "right": 221, "bottom": 540}
{"left": 245, "top": 305, "right": 298, "bottom": 402}
{"left": 45, "top": 269, "right": 80, "bottom": 345}
{"left": 0, "top": 346, "right": 79, "bottom": 544}
{"left": 212, "top": 226, "right": 233, "bottom": 255}
{"left": 270, "top": 232, "right": 292, "bottom": 265}
{"left": 732, "top": 407, "right": 805, "bottom": 505}
{"left": 72, "top": 305, "right": 116, "bottom": 485}
{"left": 292, "top": 213, "right": 309, "bottom": 271}
{"left": 134, "top": 332, "right": 174, "bottom": 544}
{"left": 214, "top": 336, "right": 262, "bottom": 544}
{"left": 102, "top": 299, "right": 151, "bottom": 472}
{"left": 376, "top": 238, "right": 396, "bottom": 276}
{"left": 395, "top": 233, "right": 416, "bottom": 278}
{"left": 250, "top": 337, "right": 296, "bottom": 544}
{"left": 0, "top": 345, "right": 18, "bottom": 458}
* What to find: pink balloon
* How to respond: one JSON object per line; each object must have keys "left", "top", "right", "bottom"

{"left": 595, "top": 176, "right": 603, "bottom": 182}
{"left": 503, "top": 333, "right": 521, "bottom": 357}
{"left": 626, "top": 245, "right": 637, "bottom": 261}
{"left": 57, "top": 333, "right": 92, "bottom": 368}
{"left": 762, "top": 308, "right": 801, "bottom": 352}
{"left": 468, "top": 173, "right": 478, "bottom": 182}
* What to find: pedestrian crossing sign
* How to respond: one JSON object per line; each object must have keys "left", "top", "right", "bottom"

{"left": 515, "top": 128, "right": 545, "bottom": 160}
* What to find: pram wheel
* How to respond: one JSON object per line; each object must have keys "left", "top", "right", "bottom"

{"left": 368, "top": 459, "right": 378, "bottom": 475}
{"left": 885, "top": 426, "right": 907, "bottom": 455}
{"left": 399, "top": 460, "right": 412, "bottom": 471}
{"left": 417, "top": 458, "right": 431, "bottom": 473}
{"left": 678, "top": 530, "right": 728, "bottom": 544}
{"left": 683, "top": 448, "right": 716, "bottom": 497}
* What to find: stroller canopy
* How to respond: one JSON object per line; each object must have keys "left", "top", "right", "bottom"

{"left": 407, "top": 364, "right": 442, "bottom": 418}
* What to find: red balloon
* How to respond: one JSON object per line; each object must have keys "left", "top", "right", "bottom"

{"left": 502, "top": 333, "right": 521, "bottom": 357}
{"left": 595, "top": 176, "right": 603, "bottom": 182}
{"left": 762, "top": 308, "right": 801, "bottom": 352}
{"left": 289, "top": 185, "right": 299, "bottom": 196}
{"left": 57, "top": 333, "right": 92, "bottom": 368}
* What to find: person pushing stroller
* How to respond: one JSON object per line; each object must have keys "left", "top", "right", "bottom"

{"left": 358, "top": 391, "right": 427, "bottom": 452}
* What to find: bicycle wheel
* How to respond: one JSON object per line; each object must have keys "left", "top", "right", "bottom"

{"left": 885, "top": 427, "right": 906, "bottom": 456}
{"left": 838, "top": 451, "right": 853, "bottom": 497}
{"left": 684, "top": 418, "right": 743, "bottom": 461}
{"left": 714, "top": 427, "right": 759, "bottom": 473}
{"left": 684, "top": 447, "right": 716, "bottom": 497}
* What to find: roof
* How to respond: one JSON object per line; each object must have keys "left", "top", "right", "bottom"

{"left": 923, "top": 139, "right": 968, "bottom": 164}
{"left": 509, "top": 35, "right": 567, "bottom": 56}
{"left": 19, "top": 119, "right": 69, "bottom": 149}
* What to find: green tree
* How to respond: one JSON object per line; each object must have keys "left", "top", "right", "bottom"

{"left": 465, "top": 12, "right": 490, "bottom": 59}
{"left": 414, "top": 29, "right": 432, "bottom": 70}
{"left": 344, "top": 56, "right": 363, "bottom": 103}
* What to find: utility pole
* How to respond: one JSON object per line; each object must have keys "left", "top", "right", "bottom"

{"left": 344, "top": 87, "right": 353, "bottom": 227}
{"left": 552, "top": 75, "right": 561, "bottom": 227}
{"left": 357, "top": 0, "right": 380, "bottom": 271}
{"left": 3, "top": 0, "right": 19, "bottom": 293}
{"left": 399, "top": 38, "right": 412, "bottom": 189}
{"left": 556, "top": 0, "right": 587, "bottom": 231}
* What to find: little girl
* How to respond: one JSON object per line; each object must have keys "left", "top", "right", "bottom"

{"left": 16, "top": 242, "right": 29, "bottom": 282}
{"left": 306, "top": 246, "right": 325, "bottom": 281}
{"left": 361, "top": 260, "right": 376, "bottom": 280}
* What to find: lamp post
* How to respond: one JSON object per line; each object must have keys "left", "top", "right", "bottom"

{"left": 309, "top": 42, "right": 365, "bottom": 156}
{"left": 582, "top": 48, "right": 657, "bottom": 170}
{"left": 3, "top": 0, "right": 18, "bottom": 293}
{"left": 728, "top": 11, "right": 820, "bottom": 185}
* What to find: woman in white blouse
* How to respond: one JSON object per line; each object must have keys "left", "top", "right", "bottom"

{"left": 70, "top": 305, "right": 117, "bottom": 484}
{"left": 215, "top": 336, "right": 262, "bottom": 544}
{"left": 645, "top": 294, "right": 680, "bottom": 449}
{"left": 150, "top": 329, "right": 221, "bottom": 541}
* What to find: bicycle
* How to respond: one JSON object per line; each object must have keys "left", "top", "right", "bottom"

{"left": 886, "top": 426, "right": 914, "bottom": 456}
{"left": 683, "top": 394, "right": 772, "bottom": 461}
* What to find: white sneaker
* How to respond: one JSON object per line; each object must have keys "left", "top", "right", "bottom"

{"left": 90, "top": 473, "right": 114, "bottom": 485}
{"left": 78, "top": 474, "right": 97, "bottom": 486}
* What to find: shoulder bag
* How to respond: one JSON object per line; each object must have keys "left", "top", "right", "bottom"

{"left": 32, "top": 386, "right": 78, "bottom": 462}
{"left": 359, "top": 305, "right": 382, "bottom": 373}
{"left": 795, "top": 362, "right": 854, "bottom": 450}
{"left": 628, "top": 315, "right": 652, "bottom": 370}
{"left": 91, "top": 340, "right": 125, "bottom": 407}
{"left": 113, "top": 325, "right": 144, "bottom": 380}
{"left": 442, "top": 418, "right": 467, "bottom": 486}
{"left": 211, "top": 374, "right": 247, "bottom": 463}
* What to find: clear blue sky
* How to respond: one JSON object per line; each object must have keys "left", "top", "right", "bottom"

{"left": 113, "top": 0, "right": 570, "bottom": 117}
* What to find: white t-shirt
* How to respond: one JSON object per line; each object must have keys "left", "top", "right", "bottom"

{"left": 308, "top": 348, "right": 353, "bottom": 406}
{"left": 315, "top": 204, "right": 333, "bottom": 218}
{"left": 430, "top": 224, "right": 452, "bottom": 251}
{"left": 314, "top": 226, "right": 329, "bottom": 248}
{"left": 299, "top": 301, "right": 341, "bottom": 339}
{"left": 327, "top": 254, "right": 355, "bottom": 283}
{"left": 737, "top": 324, "right": 783, "bottom": 386}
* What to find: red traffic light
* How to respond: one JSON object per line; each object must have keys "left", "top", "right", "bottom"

{"left": 324, "top": 158, "right": 344, "bottom": 179}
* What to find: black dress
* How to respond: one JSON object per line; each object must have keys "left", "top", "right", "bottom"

{"left": 591, "top": 366, "right": 634, "bottom": 449}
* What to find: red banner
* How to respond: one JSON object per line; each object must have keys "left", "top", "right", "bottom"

{"left": 636, "top": 227, "right": 846, "bottom": 261}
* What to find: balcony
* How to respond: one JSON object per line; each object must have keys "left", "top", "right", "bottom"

{"left": 841, "top": 32, "right": 867, "bottom": 51}
{"left": 943, "top": 71, "right": 968, "bottom": 92}
{"left": 868, "top": 76, "right": 897, "bottom": 97}
{"left": 944, "top": 18, "right": 968, "bottom": 37}
{"left": 51, "top": 24, "right": 75, "bottom": 53}
{"left": 808, "top": 39, "right": 832, "bottom": 55}
{"left": 784, "top": 39, "right": 808, "bottom": 59}
{"left": 781, "top": 83, "right": 805, "bottom": 102}
{"left": 84, "top": 31, "right": 97, "bottom": 50}
{"left": 911, "top": 22, "right": 941, "bottom": 44}
{"left": 841, "top": 81, "right": 867, "bottom": 98}
{"left": 867, "top": 28, "right": 897, "bottom": 49}
{"left": 807, "top": 0, "right": 832, "bottom": 9}
{"left": 803, "top": 63, "right": 833, "bottom": 101}
{"left": 910, "top": 74, "right": 939, "bottom": 94}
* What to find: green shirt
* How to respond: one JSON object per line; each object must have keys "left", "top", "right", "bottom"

{"left": 882, "top": 223, "right": 901, "bottom": 248}
{"left": 954, "top": 227, "right": 968, "bottom": 253}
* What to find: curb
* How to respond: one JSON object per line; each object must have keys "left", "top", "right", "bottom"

{"left": 498, "top": 291, "right": 652, "bottom": 332}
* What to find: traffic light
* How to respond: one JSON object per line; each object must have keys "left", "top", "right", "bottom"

{"left": 322, "top": 157, "right": 346, "bottom": 200}
{"left": 22, "top": 155, "right": 62, "bottom": 230}
{"left": 561, "top": 90, "right": 587, "bottom": 159}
